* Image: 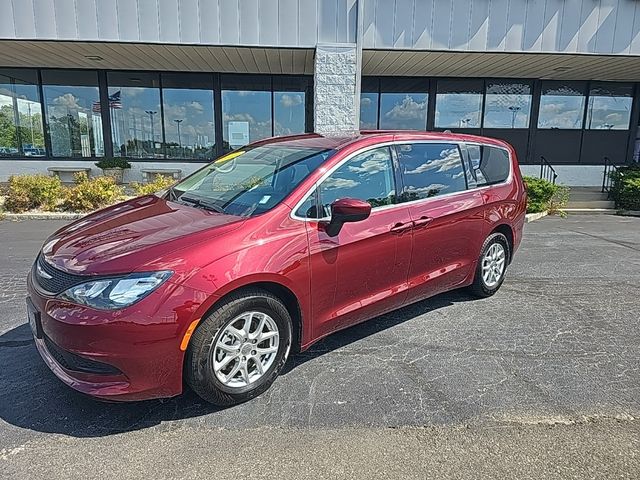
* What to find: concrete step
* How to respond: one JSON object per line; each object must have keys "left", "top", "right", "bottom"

{"left": 565, "top": 200, "right": 616, "bottom": 209}
{"left": 566, "top": 186, "right": 614, "bottom": 209}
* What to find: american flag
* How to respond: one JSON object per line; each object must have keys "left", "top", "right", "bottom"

{"left": 92, "top": 91, "right": 122, "bottom": 113}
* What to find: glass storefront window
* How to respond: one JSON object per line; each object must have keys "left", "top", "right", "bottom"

{"left": 274, "top": 91, "right": 305, "bottom": 136}
{"left": 435, "top": 80, "right": 483, "bottom": 129}
{"left": 107, "top": 72, "right": 161, "bottom": 158}
{"left": 0, "top": 69, "right": 45, "bottom": 157}
{"left": 586, "top": 83, "right": 633, "bottom": 130}
{"left": 377, "top": 78, "right": 428, "bottom": 131}
{"left": 221, "top": 94, "right": 271, "bottom": 151}
{"left": 360, "top": 93, "right": 379, "bottom": 129}
{"left": 538, "top": 82, "right": 586, "bottom": 129}
{"left": 42, "top": 70, "right": 103, "bottom": 157}
{"left": 379, "top": 93, "right": 428, "bottom": 130}
{"left": 484, "top": 81, "right": 532, "bottom": 129}
{"left": 162, "top": 74, "right": 215, "bottom": 160}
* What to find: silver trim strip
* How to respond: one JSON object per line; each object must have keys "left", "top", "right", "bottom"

{"left": 289, "top": 139, "right": 513, "bottom": 222}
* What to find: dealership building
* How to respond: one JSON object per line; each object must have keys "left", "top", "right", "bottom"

{"left": 1, "top": 0, "right": 640, "bottom": 185}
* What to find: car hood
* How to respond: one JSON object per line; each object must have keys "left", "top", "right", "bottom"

{"left": 42, "top": 195, "right": 245, "bottom": 275}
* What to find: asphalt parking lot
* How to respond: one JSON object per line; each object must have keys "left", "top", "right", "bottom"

{"left": 0, "top": 215, "right": 639, "bottom": 479}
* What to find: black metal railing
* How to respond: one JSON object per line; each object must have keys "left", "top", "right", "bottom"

{"left": 601, "top": 156, "right": 619, "bottom": 198}
{"left": 539, "top": 156, "right": 558, "bottom": 184}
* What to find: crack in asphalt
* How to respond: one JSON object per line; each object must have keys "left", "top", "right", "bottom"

{"left": 561, "top": 227, "right": 640, "bottom": 252}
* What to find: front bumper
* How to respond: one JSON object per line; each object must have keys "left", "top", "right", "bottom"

{"left": 27, "top": 269, "right": 212, "bottom": 402}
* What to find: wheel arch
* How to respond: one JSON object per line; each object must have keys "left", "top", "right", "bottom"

{"left": 190, "top": 278, "right": 304, "bottom": 354}
{"left": 490, "top": 223, "right": 514, "bottom": 263}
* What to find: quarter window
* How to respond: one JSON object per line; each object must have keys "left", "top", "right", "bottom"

{"left": 316, "top": 147, "right": 396, "bottom": 218}
{"left": 398, "top": 143, "right": 466, "bottom": 201}
{"left": 467, "top": 145, "right": 511, "bottom": 187}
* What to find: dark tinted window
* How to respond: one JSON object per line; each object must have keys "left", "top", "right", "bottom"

{"left": 316, "top": 147, "right": 395, "bottom": 218}
{"left": 468, "top": 145, "right": 511, "bottom": 187}
{"left": 398, "top": 143, "right": 466, "bottom": 200}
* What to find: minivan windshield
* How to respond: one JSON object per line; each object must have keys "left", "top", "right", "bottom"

{"left": 168, "top": 144, "right": 335, "bottom": 217}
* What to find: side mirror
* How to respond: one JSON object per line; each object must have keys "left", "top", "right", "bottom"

{"left": 322, "top": 198, "right": 371, "bottom": 237}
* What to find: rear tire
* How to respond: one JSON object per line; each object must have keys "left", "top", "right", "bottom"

{"left": 185, "top": 289, "right": 292, "bottom": 406}
{"left": 468, "top": 232, "right": 510, "bottom": 298}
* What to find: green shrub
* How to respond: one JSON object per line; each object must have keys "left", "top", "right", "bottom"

{"left": 95, "top": 157, "right": 131, "bottom": 170}
{"left": 610, "top": 165, "right": 640, "bottom": 211}
{"left": 61, "top": 172, "right": 124, "bottom": 212}
{"left": 4, "top": 174, "right": 63, "bottom": 213}
{"left": 523, "top": 176, "right": 557, "bottom": 213}
{"left": 130, "top": 175, "right": 176, "bottom": 196}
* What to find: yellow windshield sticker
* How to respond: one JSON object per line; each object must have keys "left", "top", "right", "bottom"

{"left": 214, "top": 150, "right": 245, "bottom": 164}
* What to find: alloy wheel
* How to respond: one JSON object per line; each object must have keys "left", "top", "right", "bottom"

{"left": 211, "top": 311, "right": 280, "bottom": 388}
{"left": 481, "top": 242, "right": 506, "bottom": 288}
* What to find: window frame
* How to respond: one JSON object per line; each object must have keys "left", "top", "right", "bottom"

{"left": 291, "top": 140, "right": 515, "bottom": 223}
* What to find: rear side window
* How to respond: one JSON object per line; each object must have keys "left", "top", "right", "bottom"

{"left": 468, "top": 145, "right": 511, "bottom": 187}
{"left": 397, "top": 143, "right": 466, "bottom": 201}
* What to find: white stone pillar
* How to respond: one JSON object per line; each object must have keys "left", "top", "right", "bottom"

{"left": 313, "top": 44, "right": 359, "bottom": 135}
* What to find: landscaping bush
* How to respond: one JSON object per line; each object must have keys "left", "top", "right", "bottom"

{"left": 95, "top": 157, "right": 132, "bottom": 170}
{"left": 3, "top": 174, "right": 63, "bottom": 213}
{"left": 610, "top": 165, "right": 640, "bottom": 211}
{"left": 61, "top": 172, "right": 124, "bottom": 212}
{"left": 523, "top": 176, "right": 569, "bottom": 214}
{"left": 130, "top": 175, "right": 176, "bottom": 197}
{"left": 523, "top": 176, "right": 556, "bottom": 213}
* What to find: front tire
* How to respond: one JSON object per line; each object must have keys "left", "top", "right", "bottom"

{"left": 185, "top": 289, "right": 292, "bottom": 406}
{"left": 469, "top": 232, "right": 510, "bottom": 298}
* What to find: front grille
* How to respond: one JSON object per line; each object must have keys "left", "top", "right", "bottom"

{"left": 43, "top": 334, "right": 122, "bottom": 376}
{"left": 33, "top": 254, "right": 86, "bottom": 295}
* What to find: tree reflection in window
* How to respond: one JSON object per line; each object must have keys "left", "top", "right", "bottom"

{"left": 0, "top": 69, "right": 45, "bottom": 157}
{"left": 318, "top": 147, "right": 395, "bottom": 217}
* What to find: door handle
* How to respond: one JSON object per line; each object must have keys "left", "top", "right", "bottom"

{"left": 412, "top": 216, "right": 433, "bottom": 229}
{"left": 390, "top": 222, "right": 412, "bottom": 234}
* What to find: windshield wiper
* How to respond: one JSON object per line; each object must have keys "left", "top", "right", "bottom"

{"left": 178, "top": 194, "right": 226, "bottom": 214}
{"left": 166, "top": 186, "right": 179, "bottom": 201}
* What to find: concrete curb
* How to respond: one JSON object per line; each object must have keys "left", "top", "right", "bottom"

{"left": 563, "top": 208, "right": 618, "bottom": 215}
{"left": 525, "top": 211, "right": 548, "bottom": 223}
{"left": 617, "top": 210, "right": 640, "bottom": 217}
{"left": 1, "top": 212, "right": 85, "bottom": 221}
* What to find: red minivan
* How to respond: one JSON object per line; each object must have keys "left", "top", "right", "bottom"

{"left": 27, "top": 132, "right": 526, "bottom": 406}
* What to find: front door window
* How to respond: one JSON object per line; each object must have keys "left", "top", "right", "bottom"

{"left": 317, "top": 146, "right": 396, "bottom": 218}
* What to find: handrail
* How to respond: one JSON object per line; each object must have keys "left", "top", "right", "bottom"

{"left": 601, "top": 156, "right": 619, "bottom": 198}
{"left": 539, "top": 156, "right": 558, "bottom": 184}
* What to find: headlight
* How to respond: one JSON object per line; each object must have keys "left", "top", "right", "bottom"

{"left": 60, "top": 271, "right": 172, "bottom": 310}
